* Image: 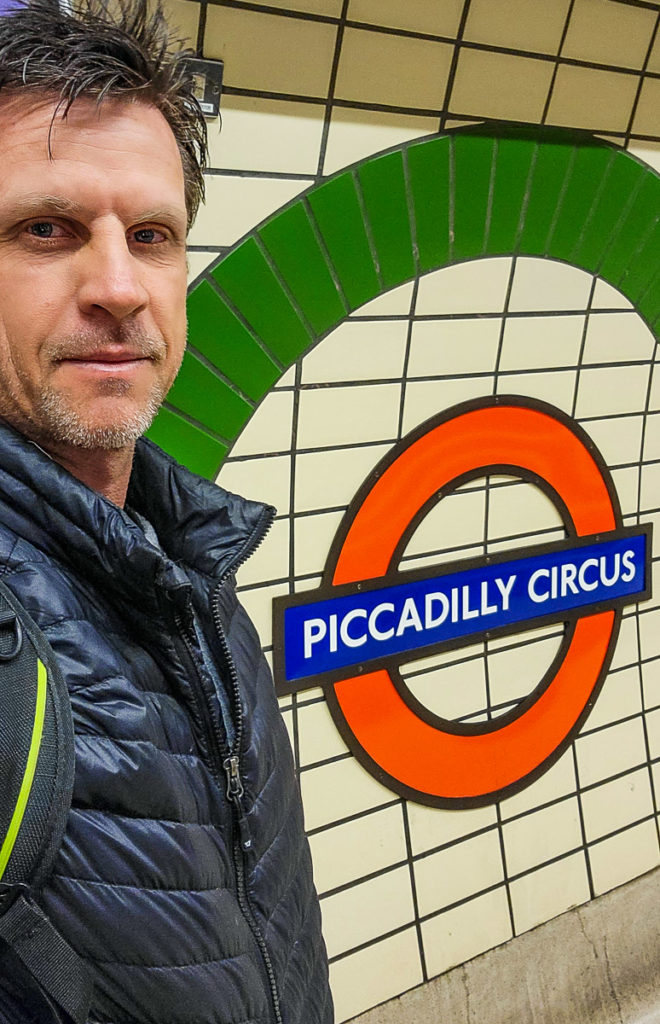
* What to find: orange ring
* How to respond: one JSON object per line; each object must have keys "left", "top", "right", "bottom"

{"left": 330, "top": 403, "right": 618, "bottom": 802}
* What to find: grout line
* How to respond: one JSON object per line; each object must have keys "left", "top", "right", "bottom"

{"left": 315, "top": 0, "right": 349, "bottom": 179}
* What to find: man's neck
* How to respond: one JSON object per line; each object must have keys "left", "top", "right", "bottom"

{"left": 37, "top": 439, "right": 135, "bottom": 507}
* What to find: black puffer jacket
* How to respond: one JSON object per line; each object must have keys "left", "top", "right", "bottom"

{"left": 0, "top": 421, "right": 332, "bottom": 1024}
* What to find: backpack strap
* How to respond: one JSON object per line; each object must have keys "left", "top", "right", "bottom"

{"left": 0, "top": 578, "right": 92, "bottom": 1023}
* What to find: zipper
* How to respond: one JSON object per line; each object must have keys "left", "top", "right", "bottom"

{"left": 212, "top": 579, "right": 283, "bottom": 1024}
{"left": 174, "top": 503, "right": 283, "bottom": 1023}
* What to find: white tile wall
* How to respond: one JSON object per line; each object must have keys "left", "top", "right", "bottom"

{"left": 195, "top": 0, "right": 660, "bottom": 1007}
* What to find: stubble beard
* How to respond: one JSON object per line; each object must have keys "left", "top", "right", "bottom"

{"left": 3, "top": 326, "right": 178, "bottom": 451}
{"left": 34, "top": 375, "right": 166, "bottom": 450}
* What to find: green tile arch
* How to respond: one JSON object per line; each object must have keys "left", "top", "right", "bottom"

{"left": 149, "top": 125, "right": 660, "bottom": 479}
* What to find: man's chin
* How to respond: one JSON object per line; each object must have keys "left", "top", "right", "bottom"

{"left": 31, "top": 394, "right": 163, "bottom": 451}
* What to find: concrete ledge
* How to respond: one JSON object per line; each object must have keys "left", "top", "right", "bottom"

{"left": 351, "top": 866, "right": 660, "bottom": 1024}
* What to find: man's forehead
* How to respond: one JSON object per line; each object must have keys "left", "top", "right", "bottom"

{"left": 0, "top": 93, "right": 187, "bottom": 225}
{"left": 0, "top": 91, "right": 180, "bottom": 155}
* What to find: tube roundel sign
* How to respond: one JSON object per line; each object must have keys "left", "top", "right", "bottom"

{"left": 273, "top": 397, "right": 652, "bottom": 807}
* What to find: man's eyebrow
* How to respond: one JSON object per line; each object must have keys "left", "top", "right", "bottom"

{"left": 2, "top": 194, "right": 84, "bottom": 218}
{"left": 0, "top": 195, "right": 187, "bottom": 231}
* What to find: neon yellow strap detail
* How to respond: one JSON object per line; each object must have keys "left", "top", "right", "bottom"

{"left": 0, "top": 658, "right": 47, "bottom": 881}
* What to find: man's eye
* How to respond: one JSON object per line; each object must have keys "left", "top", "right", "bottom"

{"left": 133, "top": 228, "right": 164, "bottom": 244}
{"left": 28, "top": 222, "right": 57, "bottom": 238}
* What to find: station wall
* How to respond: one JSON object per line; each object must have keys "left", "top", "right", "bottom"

{"left": 155, "top": 2, "right": 660, "bottom": 1020}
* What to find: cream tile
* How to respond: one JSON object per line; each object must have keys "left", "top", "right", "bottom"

{"left": 351, "top": 281, "right": 414, "bottom": 317}
{"left": 416, "top": 259, "right": 511, "bottom": 316}
{"left": 302, "top": 320, "right": 408, "bottom": 384}
{"left": 487, "top": 478, "right": 563, "bottom": 539}
{"left": 297, "top": 383, "right": 400, "bottom": 448}
{"left": 649, "top": 362, "right": 660, "bottom": 416}
{"left": 563, "top": 0, "right": 656, "bottom": 70}
{"left": 294, "top": 510, "right": 343, "bottom": 575}
{"left": 509, "top": 852, "right": 590, "bottom": 934}
{"left": 575, "top": 364, "right": 649, "bottom": 418}
{"left": 347, "top": 0, "right": 463, "bottom": 36}
{"left": 234, "top": 516, "right": 289, "bottom": 587}
{"left": 592, "top": 278, "right": 633, "bottom": 310}
{"left": 503, "top": 797, "right": 583, "bottom": 877}
{"left": 646, "top": 705, "right": 660, "bottom": 760}
{"left": 329, "top": 928, "right": 423, "bottom": 1024}
{"left": 582, "top": 767, "right": 654, "bottom": 843}
{"left": 546, "top": 65, "right": 639, "bottom": 133}
{"left": 584, "top": 665, "right": 643, "bottom": 732}
{"left": 643, "top": 658, "right": 660, "bottom": 711}
{"left": 489, "top": 622, "right": 562, "bottom": 651}
{"left": 297, "top": 700, "right": 349, "bottom": 766}
{"left": 414, "top": 828, "right": 504, "bottom": 916}
{"left": 422, "top": 888, "right": 512, "bottom": 980}
{"left": 335, "top": 27, "right": 452, "bottom": 109}
{"left": 643, "top": 413, "right": 660, "bottom": 461}
{"left": 486, "top": 528, "right": 565, "bottom": 554}
{"left": 162, "top": 0, "right": 199, "bottom": 48}
{"left": 402, "top": 377, "right": 497, "bottom": 433}
{"left": 404, "top": 488, "right": 486, "bottom": 558}
{"left": 632, "top": 78, "right": 660, "bottom": 138}
{"left": 576, "top": 717, "right": 647, "bottom": 787}
{"left": 321, "top": 865, "right": 415, "bottom": 958}
{"left": 217, "top": 455, "right": 291, "bottom": 517}
{"left": 187, "top": 175, "right": 306, "bottom": 248}
{"left": 582, "top": 312, "right": 655, "bottom": 364}
{"left": 499, "top": 315, "right": 584, "bottom": 371}
{"left": 509, "top": 259, "right": 593, "bottom": 312}
{"left": 207, "top": 96, "right": 325, "bottom": 175}
{"left": 300, "top": 756, "right": 395, "bottom": 831}
{"left": 649, "top": 560, "right": 660, "bottom": 611}
{"left": 309, "top": 804, "right": 407, "bottom": 893}
{"left": 403, "top": 659, "right": 487, "bottom": 723}
{"left": 584, "top": 415, "right": 643, "bottom": 468}
{"left": 244, "top": 0, "right": 343, "bottom": 14}
{"left": 280, "top": 708, "right": 295, "bottom": 751}
{"left": 496, "top": 369, "right": 577, "bottom": 414}
{"left": 275, "top": 366, "right": 296, "bottom": 388}
{"left": 402, "top": 378, "right": 494, "bottom": 434}
{"left": 406, "top": 638, "right": 487, "bottom": 673}
{"left": 464, "top": 0, "right": 570, "bottom": 54}
{"left": 237, "top": 582, "right": 288, "bottom": 647}
{"left": 589, "top": 819, "right": 659, "bottom": 896}
{"left": 488, "top": 634, "right": 565, "bottom": 710}
{"left": 450, "top": 49, "right": 554, "bottom": 123}
{"left": 610, "top": 465, "right": 640, "bottom": 517}
{"left": 640, "top": 463, "right": 660, "bottom": 514}
{"left": 649, "top": 30, "right": 660, "bottom": 74}
{"left": 204, "top": 6, "right": 337, "bottom": 96}
{"left": 610, "top": 614, "right": 641, "bottom": 671}
{"left": 322, "top": 107, "right": 438, "bottom": 176}
{"left": 500, "top": 747, "right": 577, "bottom": 819}
{"left": 187, "top": 250, "right": 217, "bottom": 285}
{"left": 407, "top": 801, "right": 496, "bottom": 859}
{"left": 408, "top": 318, "right": 501, "bottom": 376}
{"left": 402, "top": 545, "right": 486, "bottom": 573}
{"left": 294, "top": 443, "right": 389, "bottom": 513}
{"left": 627, "top": 141, "right": 660, "bottom": 177}
{"left": 230, "top": 391, "right": 293, "bottom": 457}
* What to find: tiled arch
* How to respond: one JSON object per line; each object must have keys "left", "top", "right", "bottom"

{"left": 147, "top": 126, "right": 660, "bottom": 479}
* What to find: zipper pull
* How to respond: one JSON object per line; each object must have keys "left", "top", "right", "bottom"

{"left": 223, "top": 756, "right": 253, "bottom": 852}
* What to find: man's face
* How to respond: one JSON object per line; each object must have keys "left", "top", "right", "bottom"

{"left": 0, "top": 95, "right": 188, "bottom": 451}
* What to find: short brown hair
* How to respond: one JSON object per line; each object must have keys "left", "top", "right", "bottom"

{"left": 0, "top": 0, "right": 207, "bottom": 228}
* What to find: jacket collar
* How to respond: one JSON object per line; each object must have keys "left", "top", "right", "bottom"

{"left": 0, "top": 420, "right": 274, "bottom": 608}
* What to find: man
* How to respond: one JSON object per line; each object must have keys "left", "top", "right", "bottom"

{"left": 0, "top": 1, "right": 332, "bottom": 1022}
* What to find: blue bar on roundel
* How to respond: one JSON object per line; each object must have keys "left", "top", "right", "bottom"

{"left": 282, "top": 529, "right": 649, "bottom": 684}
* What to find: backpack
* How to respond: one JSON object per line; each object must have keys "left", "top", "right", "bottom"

{"left": 0, "top": 577, "right": 92, "bottom": 1023}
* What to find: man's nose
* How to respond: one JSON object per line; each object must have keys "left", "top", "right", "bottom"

{"left": 76, "top": 227, "right": 149, "bottom": 322}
